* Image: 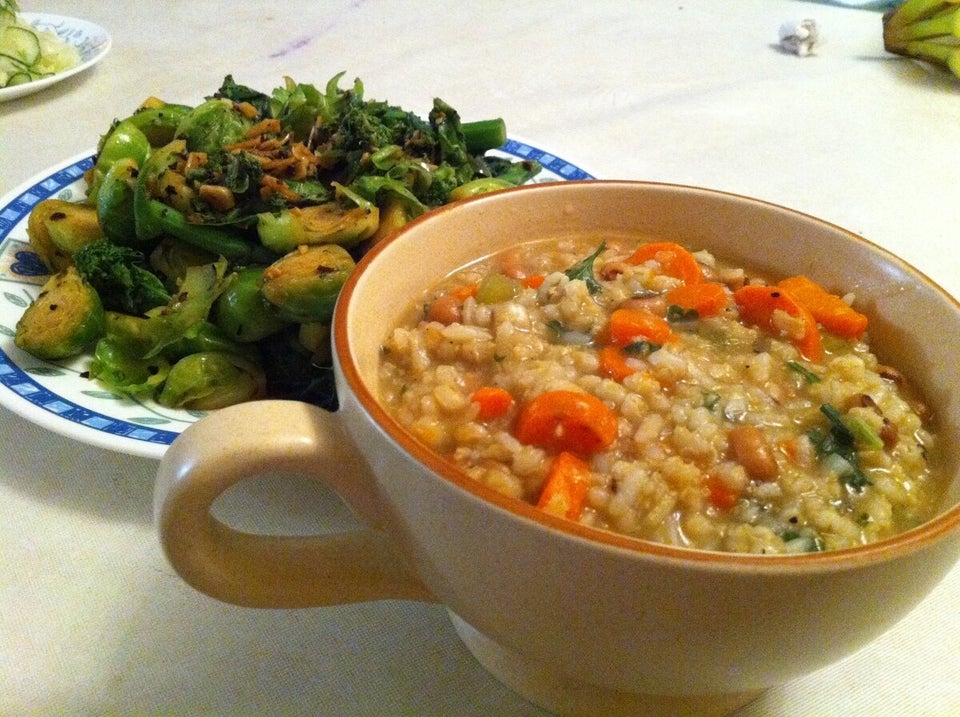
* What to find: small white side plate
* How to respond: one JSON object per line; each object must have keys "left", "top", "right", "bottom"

{"left": 0, "top": 13, "right": 111, "bottom": 103}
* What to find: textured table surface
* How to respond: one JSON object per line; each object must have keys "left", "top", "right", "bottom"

{"left": 2, "top": 2, "right": 958, "bottom": 715}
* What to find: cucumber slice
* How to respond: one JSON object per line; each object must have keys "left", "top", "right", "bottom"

{"left": 0, "top": 25, "right": 40, "bottom": 66}
{"left": 6, "top": 70, "right": 33, "bottom": 86}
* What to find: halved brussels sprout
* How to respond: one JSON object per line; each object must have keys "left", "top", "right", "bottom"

{"left": 214, "top": 266, "right": 291, "bottom": 343}
{"left": 15, "top": 266, "right": 105, "bottom": 360}
{"left": 260, "top": 244, "right": 355, "bottom": 324}
{"left": 27, "top": 199, "right": 104, "bottom": 272}
{"left": 88, "top": 335, "right": 170, "bottom": 395}
{"left": 257, "top": 202, "right": 379, "bottom": 254}
{"left": 157, "top": 351, "right": 265, "bottom": 410}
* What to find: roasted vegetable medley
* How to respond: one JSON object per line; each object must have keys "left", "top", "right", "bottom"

{"left": 14, "top": 74, "right": 542, "bottom": 410}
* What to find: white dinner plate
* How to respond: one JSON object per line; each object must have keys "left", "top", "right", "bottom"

{"left": 0, "top": 143, "right": 594, "bottom": 459}
{"left": 0, "top": 13, "right": 111, "bottom": 103}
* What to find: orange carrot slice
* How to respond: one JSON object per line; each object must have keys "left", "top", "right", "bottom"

{"left": 537, "top": 451, "right": 593, "bottom": 520}
{"left": 705, "top": 475, "right": 740, "bottom": 510}
{"left": 733, "top": 284, "right": 823, "bottom": 361}
{"left": 514, "top": 390, "right": 618, "bottom": 455}
{"left": 665, "top": 281, "right": 729, "bottom": 317}
{"left": 607, "top": 307, "right": 674, "bottom": 346}
{"left": 450, "top": 284, "right": 479, "bottom": 301}
{"left": 598, "top": 346, "right": 636, "bottom": 382}
{"left": 628, "top": 241, "right": 703, "bottom": 285}
{"left": 470, "top": 386, "right": 514, "bottom": 420}
{"left": 777, "top": 275, "right": 868, "bottom": 340}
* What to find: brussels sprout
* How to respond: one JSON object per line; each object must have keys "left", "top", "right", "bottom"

{"left": 87, "top": 120, "right": 151, "bottom": 202}
{"left": 88, "top": 335, "right": 170, "bottom": 395}
{"left": 157, "top": 351, "right": 265, "bottom": 410}
{"left": 14, "top": 266, "right": 105, "bottom": 360}
{"left": 123, "top": 102, "right": 191, "bottom": 147}
{"left": 175, "top": 98, "right": 252, "bottom": 153}
{"left": 27, "top": 199, "right": 104, "bottom": 272}
{"left": 95, "top": 158, "right": 140, "bottom": 246}
{"left": 162, "top": 320, "right": 260, "bottom": 363}
{"left": 256, "top": 202, "right": 379, "bottom": 254}
{"left": 297, "top": 322, "right": 331, "bottom": 363}
{"left": 361, "top": 194, "right": 413, "bottom": 250}
{"left": 260, "top": 244, "right": 355, "bottom": 324}
{"left": 214, "top": 266, "right": 291, "bottom": 342}
{"left": 149, "top": 237, "right": 218, "bottom": 289}
{"left": 102, "top": 310, "right": 152, "bottom": 353}
{"left": 97, "top": 120, "right": 151, "bottom": 168}
{"left": 447, "top": 177, "right": 512, "bottom": 202}
{"left": 141, "top": 259, "right": 234, "bottom": 358}
{"left": 134, "top": 139, "right": 187, "bottom": 243}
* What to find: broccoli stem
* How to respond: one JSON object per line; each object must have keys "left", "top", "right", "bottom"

{"left": 147, "top": 199, "right": 260, "bottom": 263}
{"left": 461, "top": 118, "right": 507, "bottom": 154}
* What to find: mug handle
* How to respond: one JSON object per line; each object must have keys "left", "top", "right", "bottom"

{"left": 154, "top": 399, "right": 435, "bottom": 608}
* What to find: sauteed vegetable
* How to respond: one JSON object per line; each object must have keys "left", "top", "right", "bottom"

{"left": 14, "top": 74, "right": 542, "bottom": 410}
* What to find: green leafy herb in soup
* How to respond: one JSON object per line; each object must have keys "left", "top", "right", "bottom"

{"left": 378, "top": 236, "right": 942, "bottom": 554}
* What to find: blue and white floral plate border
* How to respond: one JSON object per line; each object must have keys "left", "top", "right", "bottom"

{"left": 0, "top": 14, "right": 111, "bottom": 103}
{"left": 0, "top": 144, "right": 594, "bottom": 459}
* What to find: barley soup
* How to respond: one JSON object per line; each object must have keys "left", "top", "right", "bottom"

{"left": 378, "top": 236, "right": 940, "bottom": 554}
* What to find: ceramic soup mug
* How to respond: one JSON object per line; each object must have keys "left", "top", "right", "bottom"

{"left": 155, "top": 181, "right": 960, "bottom": 717}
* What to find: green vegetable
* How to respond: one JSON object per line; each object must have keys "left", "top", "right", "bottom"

{"left": 148, "top": 238, "right": 218, "bottom": 288}
{"left": 786, "top": 359, "right": 821, "bottom": 384}
{"left": 162, "top": 320, "right": 258, "bottom": 363}
{"left": 448, "top": 177, "right": 513, "bottom": 202}
{"left": 260, "top": 244, "right": 355, "bottom": 324}
{"left": 145, "top": 196, "right": 261, "bottom": 262}
{"left": 175, "top": 98, "right": 253, "bottom": 153}
{"left": 133, "top": 139, "right": 187, "bottom": 244}
{"left": 666, "top": 305, "right": 699, "bottom": 323}
{"left": 214, "top": 266, "right": 291, "bottom": 342}
{"left": 89, "top": 120, "right": 151, "bottom": 200}
{"left": 842, "top": 413, "right": 885, "bottom": 452}
{"left": 0, "top": 4, "right": 81, "bottom": 88}
{"left": 18, "top": 72, "right": 541, "bottom": 411}
{"left": 476, "top": 273, "right": 520, "bottom": 304}
{"left": 95, "top": 158, "right": 140, "bottom": 246}
{"left": 807, "top": 403, "right": 873, "bottom": 490}
{"left": 14, "top": 267, "right": 105, "bottom": 360}
{"left": 461, "top": 118, "right": 508, "bottom": 154}
{"left": 119, "top": 103, "right": 192, "bottom": 148}
{"left": 88, "top": 335, "right": 170, "bottom": 395}
{"left": 157, "top": 352, "right": 265, "bottom": 410}
{"left": 256, "top": 202, "right": 379, "bottom": 254}
{"left": 564, "top": 241, "right": 606, "bottom": 295}
{"left": 883, "top": 0, "right": 960, "bottom": 79}
{"left": 26, "top": 199, "right": 104, "bottom": 272}
{"left": 72, "top": 240, "right": 172, "bottom": 316}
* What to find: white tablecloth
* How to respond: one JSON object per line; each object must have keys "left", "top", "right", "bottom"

{"left": 2, "top": 2, "right": 958, "bottom": 714}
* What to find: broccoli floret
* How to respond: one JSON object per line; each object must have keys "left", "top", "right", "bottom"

{"left": 72, "top": 240, "right": 171, "bottom": 315}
